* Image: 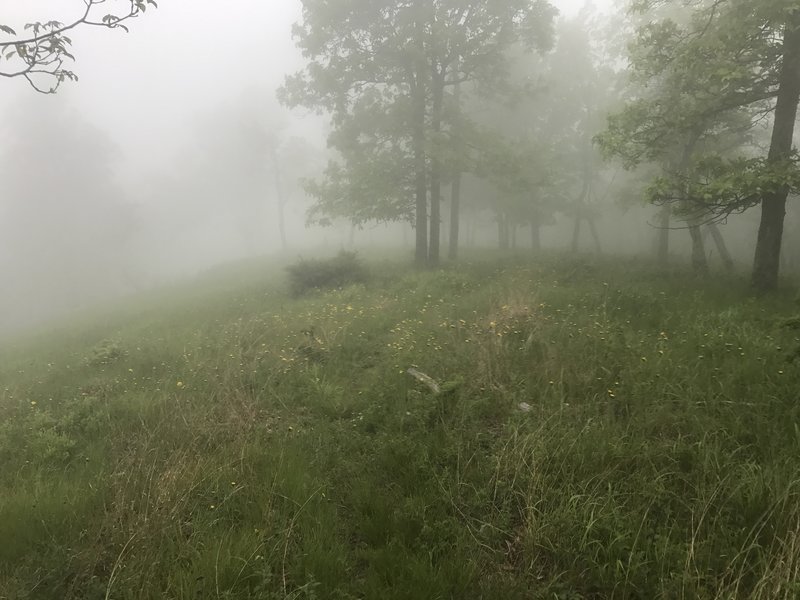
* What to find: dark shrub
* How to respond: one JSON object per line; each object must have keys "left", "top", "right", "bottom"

{"left": 286, "top": 251, "right": 368, "bottom": 296}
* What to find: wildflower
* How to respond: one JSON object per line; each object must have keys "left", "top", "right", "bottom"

{"left": 176, "top": 381, "right": 184, "bottom": 388}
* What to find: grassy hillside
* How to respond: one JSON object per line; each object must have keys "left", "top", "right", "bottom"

{"left": 2, "top": 253, "right": 799, "bottom": 599}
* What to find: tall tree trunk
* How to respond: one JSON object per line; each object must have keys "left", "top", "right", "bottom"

{"left": 428, "top": 72, "right": 445, "bottom": 266}
{"left": 531, "top": 219, "right": 541, "bottom": 252}
{"left": 269, "top": 145, "right": 287, "bottom": 251}
{"left": 752, "top": 19, "right": 800, "bottom": 291}
{"left": 571, "top": 172, "right": 591, "bottom": 254}
{"left": 687, "top": 219, "right": 709, "bottom": 276}
{"left": 448, "top": 81, "right": 462, "bottom": 261}
{"left": 675, "top": 131, "right": 703, "bottom": 272}
{"left": 412, "top": 67, "right": 428, "bottom": 267}
{"left": 571, "top": 217, "right": 581, "bottom": 253}
{"left": 588, "top": 218, "right": 602, "bottom": 255}
{"left": 706, "top": 223, "right": 734, "bottom": 272}
{"left": 468, "top": 215, "right": 476, "bottom": 247}
{"left": 449, "top": 174, "right": 461, "bottom": 260}
{"left": 510, "top": 224, "right": 517, "bottom": 250}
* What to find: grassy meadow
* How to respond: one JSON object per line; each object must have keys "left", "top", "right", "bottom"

{"left": 1, "top": 252, "right": 800, "bottom": 599}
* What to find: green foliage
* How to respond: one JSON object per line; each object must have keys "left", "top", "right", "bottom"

{"left": 281, "top": 0, "right": 557, "bottom": 229}
{"left": 286, "top": 251, "right": 369, "bottom": 296}
{"left": 646, "top": 152, "right": 800, "bottom": 217}
{"left": 598, "top": 0, "right": 799, "bottom": 222}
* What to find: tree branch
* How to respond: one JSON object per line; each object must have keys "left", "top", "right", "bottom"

{"left": 0, "top": 0, "right": 156, "bottom": 93}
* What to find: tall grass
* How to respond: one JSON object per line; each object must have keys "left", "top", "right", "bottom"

{"left": 1, "top": 253, "right": 799, "bottom": 599}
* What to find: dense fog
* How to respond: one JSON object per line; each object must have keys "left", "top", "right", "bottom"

{"left": 1, "top": 0, "right": 798, "bottom": 336}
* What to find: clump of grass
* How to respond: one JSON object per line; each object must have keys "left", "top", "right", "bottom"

{"left": 87, "top": 338, "right": 124, "bottom": 366}
{"left": 286, "top": 251, "right": 368, "bottom": 297}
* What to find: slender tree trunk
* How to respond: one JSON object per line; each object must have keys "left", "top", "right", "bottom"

{"left": 531, "top": 220, "right": 541, "bottom": 252}
{"left": 428, "top": 72, "right": 445, "bottom": 266}
{"left": 571, "top": 171, "right": 591, "bottom": 254}
{"left": 412, "top": 68, "right": 428, "bottom": 267}
{"left": 510, "top": 224, "right": 518, "bottom": 250}
{"left": 449, "top": 174, "right": 461, "bottom": 260}
{"left": 269, "top": 146, "right": 287, "bottom": 251}
{"left": 571, "top": 217, "right": 581, "bottom": 253}
{"left": 448, "top": 81, "right": 462, "bottom": 261}
{"left": 468, "top": 215, "right": 476, "bottom": 247}
{"left": 675, "top": 131, "right": 703, "bottom": 272}
{"left": 588, "top": 218, "right": 602, "bottom": 255}
{"left": 498, "top": 213, "right": 510, "bottom": 250}
{"left": 706, "top": 223, "right": 734, "bottom": 272}
{"left": 752, "top": 19, "right": 800, "bottom": 291}
{"left": 571, "top": 147, "right": 594, "bottom": 254}
{"left": 687, "top": 219, "right": 709, "bottom": 276}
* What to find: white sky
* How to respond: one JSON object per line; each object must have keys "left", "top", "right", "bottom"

{"left": 1, "top": 0, "right": 306, "bottom": 175}
{"left": 0, "top": 0, "right": 616, "bottom": 177}
{"left": 0, "top": 0, "right": 623, "bottom": 331}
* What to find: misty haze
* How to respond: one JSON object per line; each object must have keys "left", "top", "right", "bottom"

{"left": 1, "top": 0, "right": 799, "bottom": 598}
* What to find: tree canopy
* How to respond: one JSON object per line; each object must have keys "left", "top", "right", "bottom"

{"left": 598, "top": 0, "right": 800, "bottom": 289}
{"left": 282, "top": 0, "right": 556, "bottom": 265}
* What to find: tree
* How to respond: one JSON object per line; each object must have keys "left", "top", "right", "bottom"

{"left": 281, "top": 0, "right": 556, "bottom": 267}
{"left": 465, "top": 10, "right": 620, "bottom": 256}
{"left": 537, "top": 12, "right": 619, "bottom": 255}
{"left": 415, "top": 0, "right": 556, "bottom": 264}
{"left": 752, "top": 7, "right": 800, "bottom": 290}
{"left": 0, "top": 0, "right": 156, "bottom": 94}
{"left": 464, "top": 113, "right": 561, "bottom": 251}
{"left": 599, "top": 0, "right": 800, "bottom": 289}
{"left": 179, "top": 88, "right": 321, "bottom": 255}
{"left": 236, "top": 88, "right": 324, "bottom": 252}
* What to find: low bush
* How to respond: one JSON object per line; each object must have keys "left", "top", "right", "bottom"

{"left": 286, "top": 251, "right": 368, "bottom": 296}
{"left": 86, "top": 338, "right": 124, "bottom": 366}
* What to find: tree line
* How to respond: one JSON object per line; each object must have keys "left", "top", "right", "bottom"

{"left": 2, "top": 0, "right": 799, "bottom": 291}
{"left": 282, "top": 0, "right": 799, "bottom": 291}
